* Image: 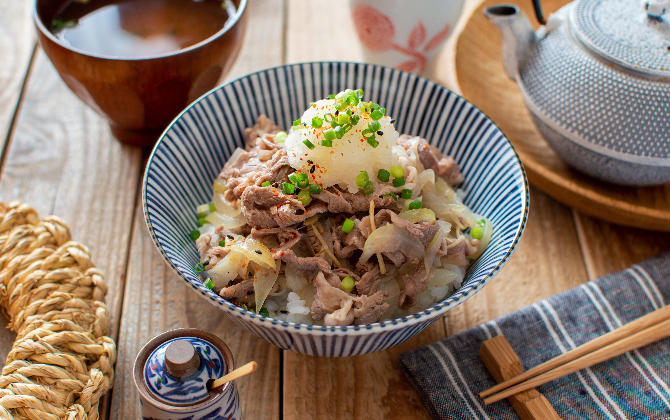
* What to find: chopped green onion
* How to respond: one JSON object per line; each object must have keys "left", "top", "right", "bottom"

{"left": 295, "top": 173, "right": 309, "bottom": 188}
{"left": 356, "top": 89, "right": 364, "bottom": 98}
{"left": 341, "top": 275, "right": 355, "bottom": 293}
{"left": 377, "top": 169, "right": 390, "bottom": 182}
{"left": 362, "top": 181, "right": 374, "bottom": 195}
{"left": 321, "top": 139, "right": 333, "bottom": 147}
{"left": 197, "top": 218, "right": 207, "bottom": 227}
{"left": 204, "top": 278, "right": 215, "bottom": 290}
{"left": 282, "top": 182, "right": 295, "bottom": 195}
{"left": 275, "top": 131, "right": 288, "bottom": 142}
{"left": 408, "top": 200, "right": 422, "bottom": 210}
{"left": 356, "top": 171, "right": 369, "bottom": 188}
{"left": 390, "top": 166, "right": 404, "bottom": 178}
{"left": 392, "top": 176, "right": 405, "bottom": 187}
{"left": 261, "top": 181, "right": 271, "bottom": 187}
{"left": 334, "top": 126, "right": 346, "bottom": 139}
{"left": 370, "top": 109, "right": 384, "bottom": 120}
{"left": 288, "top": 173, "right": 298, "bottom": 184}
{"left": 337, "top": 113, "right": 351, "bottom": 125}
{"left": 197, "top": 211, "right": 207, "bottom": 219}
{"left": 367, "top": 137, "right": 379, "bottom": 147}
{"left": 209, "top": 203, "right": 216, "bottom": 213}
{"left": 218, "top": 239, "right": 226, "bottom": 247}
{"left": 384, "top": 192, "right": 399, "bottom": 200}
{"left": 293, "top": 119, "right": 301, "bottom": 126}
{"left": 351, "top": 114, "right": 361, "bottom": 125}
{"left": 341, "top": 218, "right": 355, "bottom": 233}
{"left": 309, "top": 184, "right": 323, "bottom": 194}
{"left": 297, "top": 189, "right": 312, "bottom": 205}
{"left": 312, "top": 117, "right": 323, "bottom": 128}
{"left": 324, "top": 129, "right": 337, "bottom": 141}
{"left": 303, "top": 139, "right": 315, "bottom": 149}
{"left": 478, "top": 218, "right": 486, "bottom": 226}
{"left": 369, "top": 121, "right": 381, "bottom": 132}
{"left": 195, "top": 262, "right": 204, "bottom": 273}
{"left": 189, "top": 229, "right": 200, "bottom": 240}
{"left": 471, "top": 226, "right": 483, "bottom": 240}
{"left": 259, "top": 307, "right": 270, "bottom": 317}
{"left": 328, "top": 94, "right": 336, "bottom": 99}
{"left": 400, "top": 189, "right": 412, "bottom": 199}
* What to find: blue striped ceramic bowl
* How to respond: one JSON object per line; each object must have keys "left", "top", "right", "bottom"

{"left": 143, "top": 62, "right": 528, "bottom": 357}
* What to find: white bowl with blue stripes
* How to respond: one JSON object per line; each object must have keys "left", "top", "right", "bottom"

{"left": 143, "top": 62, "right": 529, "bottom": 357}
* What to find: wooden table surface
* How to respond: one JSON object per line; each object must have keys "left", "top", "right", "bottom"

{"left": 1, "top": 1, "right": 668, "bottom": 419}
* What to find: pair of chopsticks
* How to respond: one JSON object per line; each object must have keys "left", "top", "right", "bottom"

{"left": 480, "top": 304, "right": 670, "bottom": 404}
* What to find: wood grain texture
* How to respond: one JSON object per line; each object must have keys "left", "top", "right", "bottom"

{"left": 574, "top": 212, "right": 670, "bottom": 279}
{"left": 110, "top": 1, "right": 285, "bottom": 419}
{"left": 110, "top": 206, "right": 281, "bottom": 420}
{"left": 282, "top": 322, "right": 443, "bottom": 420}
{"left": 445, "top": 187, "right": 589, "bottom": 335}
{"left": 455, "top": 0, "right": 670, "bottom": 231}
{"left": 0, "top": 1, "right": 35, "bottom": 146}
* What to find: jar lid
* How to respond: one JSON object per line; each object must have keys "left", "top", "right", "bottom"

{"left": 571, "top": 0, "right": 670, "bottom": 77}
{"left": 143, "top": 335, "right": 227, "bottom": 406}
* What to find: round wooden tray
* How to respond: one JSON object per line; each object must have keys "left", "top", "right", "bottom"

{"left": 454, "top": 0, "right": 670, "bottom": 231}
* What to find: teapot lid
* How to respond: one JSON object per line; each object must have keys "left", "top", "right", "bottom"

{"left": 571, "top": 0, "right": 670, "bottom": 77}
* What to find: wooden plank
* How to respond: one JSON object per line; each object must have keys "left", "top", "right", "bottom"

{"left": 0, "top": 2, "right": 35, "bottom": 147}
{"left": 110, "top": 1, "right": 285, "bottom": 418}
{"left": 110, "top": 206, "right": 281, "bottom": 419}
{"left": 574, "top": 212, "right": 670, "bottom": 279}
{"left": 445, "top": 187, "right": 589, "bottom": 335}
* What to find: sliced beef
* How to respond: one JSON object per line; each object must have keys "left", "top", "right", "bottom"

{"left": 310, "top": 272, "right": 353, "bottom": 325}
{"left": 355, "top": 265, "right": 381, "bottom": 295}
{"left": 244, "top": 114, "right": 282, "bottom": 146}
{"left": 353, "top": 292, "right": 389, "bottom": 325}
{"left": 241, "top": 186, "right": 328, "bottom": 228}
{"left": 277, "top": 249, "right": 331, "bottom": 273}
{"left": 442, "top": 237, "right": 477, "bottom": 267}
{"left": 399, "top": 265, "right": 427, "bottom": 308}
{"left": 221, "top": 148, "right": 287, "bottom": 202}
{"left": 359, "top": 209, "right": 438, "bottom": 247}
{"left": 312, "top": 187, "right": 396, "bottom": 215}
{"left": 417, "top": 138, "right": 464, "bottom": 186}
{"left": 219, "top": 278, "right": 254, "bottom": 301}
{"left": 196, "top": 233, "right": 230, "bottom": 267}
{"left": 333, "top": 222, "right": 366, "bottom": 259}
{"left": 311, "top": 272, "right": 388, "bottom": 326}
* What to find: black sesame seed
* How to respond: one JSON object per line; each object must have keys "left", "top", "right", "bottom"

{"left": 310, "top": 166, "right": 316, "bottom": 174}
{"left": 255, "top": 250, "right": 262, "bottom": 254}
{"left": 377, "top": 131, "right": 383, "bottom": 135}
{"left": 307, "top": 159, "right": 313, "bottom": 164}
{"left": 334, "top": 110, "right": 339, "bottom": 116}
{"left": 390, "top": 119, "right": 396, "bottom": 124}
{"left": 280, "top": 310, "right": 288, "bottom": 314}
{"left": 227, "top": 235, "right": 234, "bottom": 239}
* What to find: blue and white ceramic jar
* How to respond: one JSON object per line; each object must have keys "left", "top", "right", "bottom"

{"left": 133, "top": 329, "right": 241, "bottom": 420}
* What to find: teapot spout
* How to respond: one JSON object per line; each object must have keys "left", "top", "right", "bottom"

{"left": 484, "top": 5, "right": 536, "bottom": 81}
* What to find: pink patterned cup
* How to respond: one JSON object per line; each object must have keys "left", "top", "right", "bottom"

{"left": 349, "top": 0, "right": 464, "bottom": 76}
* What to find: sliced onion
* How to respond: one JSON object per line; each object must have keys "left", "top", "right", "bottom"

{"left": 213, "top": 178, "right": 228, "bottom": 194}
{"left": 470, "top": 217, "right": 493, "bottom": 260}
{"left": 210, "top": 252, "right": 245, "bottom": 288}
{"left": 205, "top": 211, "right": 246, "bottom": 231}
{"left": 429, "top": 265, "right": 465, "bottom": 288}
{"left": 423, "top": 228, "right": 443, "bottom": 275}
{"left": 359, "top": 224, "right": 424, "bottom": 264}
{"left": 398, "top": 208, "right": 436, "bottom": 223}
{"left": 415, "top": 169, "right": 435, "bottom": 194}
{"left": 213, "top": 192, "right": 242, "bottom": 217}
{"left": 227, "top": 235, "right": 276, "bottom": 270}
{"left": 254, "top": 264, "right": 279, "bottom": 311}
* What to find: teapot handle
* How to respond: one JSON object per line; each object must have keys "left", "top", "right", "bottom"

{"left": 532, "top": 0, "right": 547, "bottom": 24}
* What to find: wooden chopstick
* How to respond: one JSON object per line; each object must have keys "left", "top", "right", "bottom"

{"left": 483, "top": 315, "right": 670, "bottom": 405}
{"left": 479, "top": 304, "right": 670, "bottom": 400}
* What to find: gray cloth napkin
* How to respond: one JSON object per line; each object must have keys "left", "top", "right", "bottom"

{"left": 399, "top": 253, "right": 670, "bottom": 420}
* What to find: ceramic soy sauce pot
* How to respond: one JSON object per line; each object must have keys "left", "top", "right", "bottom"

{"left": 485, "top": 0, "right": 670, "bottom": 186}
{"left": 133, "top": 329, "right": 241, "bottom": 420}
